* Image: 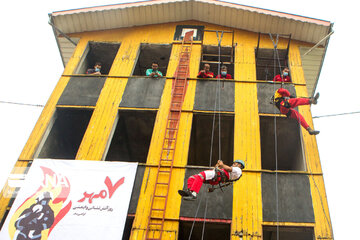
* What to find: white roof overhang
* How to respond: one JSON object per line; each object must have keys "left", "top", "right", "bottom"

{"left": 49, "top": 0, "right": 333, "bottom": 95}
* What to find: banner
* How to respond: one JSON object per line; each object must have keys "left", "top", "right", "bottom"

{"left": 0, "top": 159, "right": 138, "bottom": 240}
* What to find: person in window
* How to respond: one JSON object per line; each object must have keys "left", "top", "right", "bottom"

{"left": 272, "top": 88, "right": 320, "bottom": 135}
{"left": 216, "top": 65, "right": 232, "bottom": 79}
{"left": 197, "top": 64, "right": 214, "bottom": 78}
{"left": 146, "top": 61, "right": 163, "bottom": 78}
{"left": 178, "top": 159, "right": 245, "bottom": 201}
{"left": 86, "top": 62, "right": 102, "bottom": 75}
{"left": 273, "top": 67, "right": 291, "bottom": 82}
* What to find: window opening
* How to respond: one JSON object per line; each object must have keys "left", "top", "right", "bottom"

{"left": 263, "top": 226, "right": 314, "bottom": 240}
{"left": 188, "top": 113, "right": 234, "bottom": 167}
{"left": 105, "top": 110, "right": 157, "bottom": 163}
{"left": 260, "top": 116, "right": 305, "bottom": 171}
{"left": 36, "top": 108, "right": 93, "bottom": 159}
{"left": 200, "top": 45, "right": 234, "bottom": 78}
{"left": 255, "top": 33, "right": 291, "bottom": 81}
{"left": 179, "top": 221, "right": 231, "bottom": 240}
{"left": 132, "top": 44, "right": 172, "bottom": 76}
{"left": 75, "top": 42, "right": 120, "bottom": 75}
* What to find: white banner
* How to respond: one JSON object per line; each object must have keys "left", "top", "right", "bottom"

{"left": 0, "top": 159, "right": 138, "bottom": 240}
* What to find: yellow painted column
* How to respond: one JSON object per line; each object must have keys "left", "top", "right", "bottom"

{"left": 130, "top": 43, "right": 202, "bottom": 240}
{"left": 0, "top": 39, "right": 89, "bottom": 220}
{"left": 289, "top": 44, "right": 333, "bottom": 239}
{"left": 0, "top": 161, "right": 29, "bottom": 221}
{"left": 75, "top": 40, "right": 139, "bottom": 160}
{"left": 232, "top": 34, "right": 263, "bottom": 240}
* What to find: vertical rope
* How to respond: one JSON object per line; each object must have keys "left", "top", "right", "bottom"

{"left": 269, "top": 33, "right": 280, "bottom": 240}
{"left": 188, "top": 31, "right": 224, "bottom": 240}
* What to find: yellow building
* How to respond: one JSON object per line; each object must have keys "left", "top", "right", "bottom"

{"left": 0, "top": 0, "right": 334, "bottom": 239}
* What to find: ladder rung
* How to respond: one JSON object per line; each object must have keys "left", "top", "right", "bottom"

{"left": 154, "top": 195, "right": 167, "bottom": 198}
{"left": 160, "top": 159, "right": 173, "bottom": 161}
{"left": 165, "top": 136, "right": 176, "bottom": 139}
{"left": 151, "top": 208, "right": 165, "bottom": 211}
{"left": 166, "top": 127, "right": 178, "bottom": 130}
{"left": 146, "top": 238, "right": 160, "bottom": 240}
{"left": 156, "top": 182, "right": 168, "bottom": 185}
{"left": 163, "top": 147, "right": 174, "bottom": 150}
{"left": 159, "top": 170, "right": 171, "bottom": 173}
{"left": 148, "top": 222, "right": 162, "bottom": 225}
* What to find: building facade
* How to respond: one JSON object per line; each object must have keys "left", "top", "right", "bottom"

{"left": 0, "top": 1, "right": 333, "bottom": 239}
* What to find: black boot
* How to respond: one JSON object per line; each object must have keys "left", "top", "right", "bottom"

{"left": 307, "top": 127, "right": 320, "bottom": 135}
{"left": 310, "top": 92, "right": 320, "bottom": 105}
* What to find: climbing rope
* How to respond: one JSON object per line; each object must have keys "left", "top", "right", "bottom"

{"left": 269, "top": 32, "right": 334, "bottom": 239}
{"left": 187, "top": 30, "right": 224, "bottom": 240}
{"left": 269, "top": 32, "right": 281, "bottom": 240}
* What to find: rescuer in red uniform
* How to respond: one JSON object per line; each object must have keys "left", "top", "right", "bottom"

{"left": 178, "top": 160, "right": 245, "bottom": 200}
{"left": 273, "top": 88, "right": 320, "bottom": 135}
{"left": 197, "top": 64, "right": 214, "bottom": 78}
{"left": 215, "top": 65, "right": 232, "bottom": 79}
{"left": 273, "top": 67, "right": 291, "bottom": 83}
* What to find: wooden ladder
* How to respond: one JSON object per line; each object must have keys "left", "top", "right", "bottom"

{"left": 144, "top": 31, "right": 194, "bottom": 240}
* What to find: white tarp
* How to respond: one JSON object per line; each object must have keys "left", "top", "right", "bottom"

{"left": 0, "top": 159, "right": 138, "bottom": 240}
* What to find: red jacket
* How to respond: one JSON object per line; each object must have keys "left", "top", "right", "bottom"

{"left": 197, "top": 71, "right": 214, "bottom": 78}
{"left": 273, "top": 74, "right": 291, "bottom": 82}
{"left": 216, "top": 74, "right": 232, "bottom": 79}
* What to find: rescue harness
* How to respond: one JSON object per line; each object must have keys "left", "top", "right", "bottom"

{"left": 206, "top": 168, "right": 242, "bottom": 192}
{"left": 271, "top": 96, "right": 292, "bottom": 118}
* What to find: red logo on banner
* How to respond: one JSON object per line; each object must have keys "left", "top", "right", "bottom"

{"left": 78, "top": 177, "right": 125, "bottom": 204}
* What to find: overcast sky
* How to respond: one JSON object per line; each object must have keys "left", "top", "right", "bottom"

{"left": 0, "top": 0, "right": 359, "bottom": 239}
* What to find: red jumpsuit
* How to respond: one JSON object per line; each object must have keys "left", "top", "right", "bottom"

{"left": 273, "top": 74, "right": 291, "bottom": 83}
{"left": 187, "top": 169, "right": 230, "bottom": 193}
{"left": 275, "top": 88, "right": 310, "bottom": 129}
{"left": 197, "top": 71, "right": 214, "bottom": 78}
{"left": 216, "top": 74, "right": 232, "bottom": 79}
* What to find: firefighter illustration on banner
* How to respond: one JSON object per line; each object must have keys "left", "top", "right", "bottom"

{"left": 8, "top": 166, "right": 71, "bottom": 240}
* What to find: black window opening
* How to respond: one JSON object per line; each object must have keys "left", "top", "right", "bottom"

{"left": 132, "top": 44, "right": 172, "bottom": 76}
{"left": 188, "top": 113, "right": 234, "bottom": 167}
{"left": 200, "top": 45, "right": 234, "bottom": 78}
{"left": 179, "top": 221, "right": 231, "bottom": 240}
{"left": 36, "top": 108, "right": 93, "bottom": 159}
{"left": 75, "top": 42, "right": 120, "bottom": 75}
{"left": 263, "top": 226, "right": 314, "bottom": 240}
{"left": 260, "top": 116, "right": 305, "bottom": 171}
{"left": 255, "top": 48, "right": 289, "bottom": 81}
{"left": 105, "top": 110, "right": 157, "bottom": 163}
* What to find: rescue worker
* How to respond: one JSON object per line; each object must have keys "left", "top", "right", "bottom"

{"left": 14, "top": 192, "right": 54, "bottom": 240}
{"left": 178, "top": 159, "right": 245, "bottom": 201}
{"left": 197, "top": 63, "right": 214, "bottom": 78}
{"left": 215, "top": 65, "right": 232, "bottom": 79}
{"left": 273, "top": 88, "right": 320, "bottom": 135}
{"left": 146, "top": 61, "right": 163, "bottom": 78}
{"left": 86, "top": 62, "right": 102, "bottom": 75}
{"left": 273, "top": 67, "right": 291, "bottom": 83}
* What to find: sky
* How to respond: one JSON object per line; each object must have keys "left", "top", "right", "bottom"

{"left": 0, "top": 0, "right": 359, "bottom": 239}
